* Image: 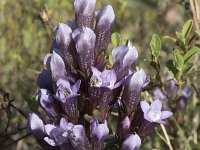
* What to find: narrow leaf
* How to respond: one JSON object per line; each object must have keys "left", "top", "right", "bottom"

{"left": 183, "top": 63, "right": 194, "bottom": 75}
{"left": 183, "top": 47, "right": 200, "bottom": 63}
{"left": 172, "top": 49, "right": 184, "bottom": 72}
{"left": 182, "top": 19, "right": 193, "bottom": 39}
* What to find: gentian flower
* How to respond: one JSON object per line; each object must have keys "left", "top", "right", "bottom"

{"left": 90, "top": 118, "right": 109, "bottom": 143}
{"left": 141, "top": 99, "right": 173, "bottom": 124}
{"left": 68, "top": 125, "right": 91, "bottom": 150}
{"left": 54, "top": 23, "right": 77, "bottom": 67}
{"left": 74, "top": 0, "right": 96, "bottom": 28}
{"left": 72, "top": 27, "right": 96, "bottom": 72}
{"left": 121, "top": 133, "right": 141, "bottom": 150}
{"left": 89, "top": 67, "right": 122, "bottom": 120}
{"left": 38, "top": 89, "right": 60, "bottom": 121}
{"left": 55, "top": 79, "right": 81, "bottom": 123}
{"left": 112, "top": 42, "right": 138, "bottom": 80}
{"left": 95, "top": 5, "right": 115, "bottom": 52}
{"left": 44, "top": 118, "right": 73, "bottom": 147}
{"left": 121, "top": 69, "right": 149, "bottom": 115}
{"left": 117, "top": 116, "right": 131, "bottom": 139}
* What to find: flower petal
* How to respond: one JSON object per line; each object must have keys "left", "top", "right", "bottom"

{"left": 160, "top": 111, "right": 173, "bottom": 120}
{"left": 45, "top": 124, "right": 56, "bottom": 136}
{"left": 44, "top": 137, "right": 57, "bottom": 146}
{"left": 121, "top": 134, "right": 141, "bottom": 150}
{"left": 150, "top": 99, "right": 162, "bottom": 110}
{"left": 140, "top": 100, "right": 150, "bottom": 114}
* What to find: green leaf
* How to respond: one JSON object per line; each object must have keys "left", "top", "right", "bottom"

{"left": 183, "top": 63, "right": 194, "bottom": 75}
{"left": 84, "top": 114, "right": 92, "bottom": 122}
{"left": 182, "top": 19, "right": 193, "bottom": 39}
{"left": 183, "top": 46, "right": 200, "bottom": 63}
{"left": 150, "top": 34, "right": 162, "bottom": 61}
{"left": 166, "top": 60, "right": 178, "bottom": 78}
{"left": 163, "top": 36, "right": 177, "bottom": 44}
{"left": 111, "top": 32, "right": 121, "bottom": 47}
{"left": 172, "top": 49, "right": 184, "bottom": 72}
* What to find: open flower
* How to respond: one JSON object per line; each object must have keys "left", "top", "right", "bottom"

{"left": 55, "top": 79, "right": 81, "bottom": 103}
{"left": 121, "top": 133, "right": 141, "bottom": 150}
{"left": 90, "top": 66, "right": 122, "bottom": 90}
{"left": 90, "top": 118, "right": 109, "bottom": 142}
{"left": 44, "top": 118, "right": 73, "bottom": 146}
{"left": 141, "top": 99, "right": 173, "bottom": 124}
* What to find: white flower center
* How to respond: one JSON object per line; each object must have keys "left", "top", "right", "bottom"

{"left": 90, "top": 76, "right": 102, "bottom": 87}
{"left": 147, "top": 108, "right": 161, "bottom": 122}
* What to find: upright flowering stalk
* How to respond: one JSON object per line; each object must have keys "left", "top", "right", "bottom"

{"left": 90, "top": 118, "right": 109, "bottom": 149}
{"left": 72, "top": 27, "right": 96, "bottom": 72}
{"left": 121, "top": 69, "right": 149, "bottom": 115}
{"left": 112, "top": 42, "right": 138, "bottom": 80}
{"left": 74, "top": 0, "right": 96, "bottom": 28}
{"left": 95, "top": 5, "right": 115, "bottom": 53}
{"left": 132, "top": 99, "right": 173, "bottom": 139}
{"left": 88, "top": 67, "right": 122, "bottom": 120}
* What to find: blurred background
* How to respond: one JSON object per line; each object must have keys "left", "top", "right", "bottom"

{"left": 0, "top": 0, "right": 199, "bottom": 149}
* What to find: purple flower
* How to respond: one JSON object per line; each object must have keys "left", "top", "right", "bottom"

{"left": 68, "top": 125, "right": 91, "bottom": 150}
{"left": 44, "top": 118, "right": 73, "bottom": 146}
{"left": 153, "top": 88, "right": 167, "bottom": 101}
{"left": 74, "top": 0, "right": 96, "bottom": 28}
{"left": 95, "top": 5, "right": 115, "bottom": 52}
{"left": 38, "top": 89, "right": 60, "bottom": 121}
{"left": 90, "top": 118, "right": 109, "bottom": 142}
{"left": 28, "top": 113, "right": 44, "bottom": 136}
{"left": 117, "top": 116, "right": 131, "bottom": 139}
{"left": 55, "top": 79, "right": 81, "bottom": 103}
{"left": 141, "top": 99, "right": 173, "bottom": 124}
{"left": 54, "top": 23, "right": 77, "bottom": 67}
{"left": 50, "top": 51, "right": 67, "bottom": 82}
{"left": 165, "top": 75, "right": 178, "bottom": 98}
{"left": 112, "top": 42, "right": 138, "bottom": 80}
{"left": 121, "top": 69, "right": 149, "bottom": 115}
{"left": 90, "top": 67, "right": 122, "bottom": 90}
{"left": 121, "top": 134, "right": 141, "bottom": 150}
{"left": 72, "top": 27, "right": 96, "bottom": 72}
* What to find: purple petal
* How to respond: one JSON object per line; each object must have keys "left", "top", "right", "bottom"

{"left": 112, "top": 45, "right": 128, "bottom": 66}
{"left": 60, "top": 118, "right": 68, "bottom": 130}
{"left": 157, "top": 120, "right": 167, "bottom": 124}
{"left": 72, "top": 80, "right": 81, "bottom": 93}
{"left": 160, "top": 111, "right": 173, "bottom": 120}
{"left": 122, "top": 42, "right": 138, "bottom": 68}
{"left": 91, "top": 66, "right": 101, "bottom": 77}
{"left": 140, "top": 100, "right": 150, "bottom": 114}
{"left": 150, "top": 99, "right": 162, "bottom": 110}
{"left": 28, "top": 113, "right": 44, "bottom": 132}
{"left": 50, "top": 51, "right": 66, "bottom": 81}
{"left": 43, "top": 53, "right": 52, "bottom": 70}
{"left": 121, "top": 134, "right": 141, "bottom": 150}
{"left": 45, "top": 124, "right": 56, "bottom": 136}
{"left": 100, "top": 69, "right": 117, "bottom": 89}
{"left": 44, "top": 137, "right": 56, "bottom": 146}
{"left": 57, "top": 79, "right": 71, "bottom": 90}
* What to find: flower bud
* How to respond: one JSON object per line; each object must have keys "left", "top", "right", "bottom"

{"left": 50, "top": 51, "right": 67, "bottom": 82}
{"left": 54, "top": 23, "right": 77, "bottom": 67}
{"left": 74, "top": 0, "right": 96, "bottom": 28}
{"left": 121, "top": 69, "right": 149, "bottom": 115}
{"left": 112, "top": 42, "right": 138, "bottom": 80}
{"left": 72, "top": 27, "right": 96, "bottom": 72}
{"left": 95, "top": 5, "right": 115, "bottom": 52}
{"left": 121, "top": 134, "right": 141, "bottom": 150}
{"left": 69, "top": 125, "right": 91, "bottom": 150}
{"left": 38, "top": 89, "right": 60, "bottom": 121}
{"left": 117, "top": 116, "right": 131, "bottom": 139}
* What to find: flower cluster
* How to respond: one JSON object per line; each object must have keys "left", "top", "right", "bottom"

{"left": 28, "top": 0, "right": 173, "bottom": 149}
